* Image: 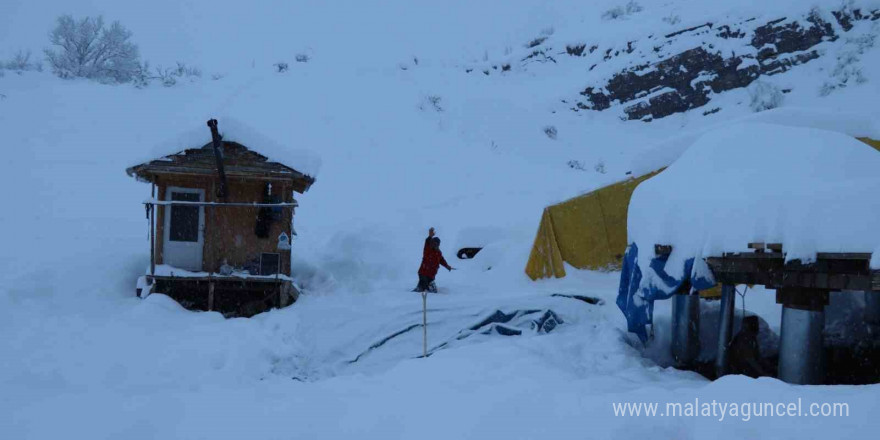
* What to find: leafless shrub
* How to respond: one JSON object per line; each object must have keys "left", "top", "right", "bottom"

{"left": 526, "top": 36, "right": 547, "bottom": 48}
{"left": 44, "top": 15, "right": 141, "bottom": 83}
{"left": 748, "top": 80, "right": 784, "bottom": 112}
{"left": 603, "top": 1, "right": 643, "bottom": 20}
{"left": 173, "top": 61, "right": 201, "bottom": 78}
{"left": 5, "top": 49, "right": 42, "bottom": 72}
{"left": 133, "top": 61, "right": 203, "bottom": 87}
{"left": 419, "top": 95, "right": 443, "bottom": 112}
{"left": 662, "top": 14, "right": 681, "bottom": 26}
{"left": 819, "top": 27, "right": 876, "bottom": 96}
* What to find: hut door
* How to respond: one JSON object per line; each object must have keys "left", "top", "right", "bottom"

{"left": 163, "top": 187, "right": 205, "bottom": 271}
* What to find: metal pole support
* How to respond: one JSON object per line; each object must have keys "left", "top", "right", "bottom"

{"left": 671, "top": 290, "right": 701, "bottom": 367}
{"left": 715, "top": 284, "right": 736, "bottom": 377}
{"left": 777, "top": 288, "right": 827, "bottom": 385}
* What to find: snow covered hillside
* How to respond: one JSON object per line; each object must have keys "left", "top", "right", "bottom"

{"left": 2, "top": 0, "right": 880, "bottom": 438}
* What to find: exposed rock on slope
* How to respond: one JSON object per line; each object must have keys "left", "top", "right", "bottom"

{"left": 574, "top": 7, "right": 879, "bottom": 121}
{"left": 470, "top": 6, "right": 878, "bottom": 122}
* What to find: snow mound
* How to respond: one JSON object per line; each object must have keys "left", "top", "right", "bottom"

{"left": 629, "top": 108, "right": 880, "bottom": 177}
{"left": 628, "top": 122, "right": 880, "bottom": 277}
{"left": 133, "top": 116, "right": 322, "bottom": 177}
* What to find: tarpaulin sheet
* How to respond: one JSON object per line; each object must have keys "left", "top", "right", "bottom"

{"left": 616, "top": 244, "right": 716, "bottom": 343}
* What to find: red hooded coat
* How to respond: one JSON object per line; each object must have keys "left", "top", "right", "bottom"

{"left": 418, "top": 237, "right": 451, "bottom": 278}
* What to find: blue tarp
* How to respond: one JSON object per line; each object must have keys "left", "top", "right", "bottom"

{"left": 616, "top": 243, "right": 715, "bottom": 343}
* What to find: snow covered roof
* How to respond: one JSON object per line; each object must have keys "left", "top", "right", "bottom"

{"left": 628, "top": 123, "right": 880, "bottom": 276}
{"left": 628, "top": 108, "right": 880, "bottom": 177}
{"left": 126, "top": 118, "right": 320, "bottom": 192}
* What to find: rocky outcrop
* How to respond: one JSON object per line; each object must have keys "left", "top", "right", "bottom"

{"left": 580, "top": 46, "right": 761, "bottom": 120}
{"left": 463, "top": 5, "right": 877, "bottom": 121}
{"left": 568, "top": 7, "right": 879, "bottom": 121}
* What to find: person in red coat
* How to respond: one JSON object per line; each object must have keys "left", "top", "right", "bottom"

{"left": 414, "top": 227, "right": 453, "bottom": 292}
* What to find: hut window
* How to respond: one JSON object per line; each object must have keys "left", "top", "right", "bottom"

{"left": 169, "top": 192, "right": 200, "bottom": 242}
{"left": 269, "top": 194, "right": 283, "bottom": 220}
{"left": 260, "top": 253, "right": 280, "bottom": 275}
{"left": 254, "top": 183, "right": 277, "bottom": 238}
{"left": 266, "top": 182, "right": 282, "bottom": 219}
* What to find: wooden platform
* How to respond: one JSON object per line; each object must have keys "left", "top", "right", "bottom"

{"left": 706, "top": 252, "right": 880, "bottom": 292}
{"left": 142, "top": 275, "right": 299, "bottom": 318}
{"left": 703, "top": 247, "right": 878, "bottom": 384}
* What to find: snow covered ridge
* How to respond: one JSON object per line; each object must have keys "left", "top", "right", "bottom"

{"left": 628, "top": 123, "right": 880, "bottom": 278}
{"left": 576, "top": 5, "right": 876, "bottom": 120}
{"left": 474, "top": 2, "right": 878, "bottom": 122}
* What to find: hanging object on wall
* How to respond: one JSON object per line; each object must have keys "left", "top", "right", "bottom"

{"left": 277, "top": 232, "right": 291, "bottom": 251}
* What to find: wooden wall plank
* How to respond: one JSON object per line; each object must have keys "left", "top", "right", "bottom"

{"left": 155, "top": 174, "right": 293, "bottom": 275}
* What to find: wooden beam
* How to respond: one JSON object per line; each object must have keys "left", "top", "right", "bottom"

{"left": 706, "top": 253, "right": 877, "bottom": 291}
{"left": 748, "top": 242, "right": 783, "bottom": 252}
{"left": 654, "top": 244, "right": 673, "bottom": 256}
{"left": 150, "top": 183, "right": 156, "bottom": 277}
{"left": 816, "top": 252, "right": 873, "bottom": 260}
{"left": 137, "top": 166, "right": 300, "bottom": 178}
{"left": 132, "top": 168, "right": 313, "bottom": 193}
{"left": 136, "top": 160, "right": 302, "bottom": 174}
{"left": 208, "top": 278, "right": 215, "bottom": 311}
{"left": 150, "top": 275, "right": 292, "bottom": 284}
{"left": 144, "top": 200, "right": 298, "bottom": 208}
{"left": 776, "top": 287, "right": 829, "bottom": 310}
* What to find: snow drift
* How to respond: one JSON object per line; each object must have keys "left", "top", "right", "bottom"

{"left": 4, "top": 0, "right": 880, "bottom": 438}
{"left": 629, "top": 122, "right": 880, "bottom": 273}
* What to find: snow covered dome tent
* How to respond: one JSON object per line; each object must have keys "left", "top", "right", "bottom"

{"left": 126, "top": 118, "right": 319, "bottom": 317}
{"left": 525, "top": 108, "right": 880, "bottom": 283}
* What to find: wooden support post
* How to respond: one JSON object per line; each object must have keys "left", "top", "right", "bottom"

{"left": 150, "top": 183, "right": 156, "bottom": 277}
{"left": 208, "top": 278, "right": 215, "bottom": 312}
{"left": 275, "top": 252, "right": 282, "bottom": 308}
{"left": 715, "top": 284, "right": 736, "bottom": 377}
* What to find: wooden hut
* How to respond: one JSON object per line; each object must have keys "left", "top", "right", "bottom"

{"left": 127, "top": 119, "right": 316, "bottom": 317}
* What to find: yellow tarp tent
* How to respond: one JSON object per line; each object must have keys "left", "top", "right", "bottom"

{"left": 525, "top": 170, "right": 661, "bottom": 280}
{"left": 858, "top": 137, "right": 880, "bottom": 151}
{"left": 525, "top": 137, "right": 880, "bottom": 282}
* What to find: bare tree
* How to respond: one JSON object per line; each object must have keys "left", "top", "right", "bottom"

{"left": 44, "top": 15, "right": 141, "bottom": 83}
{"left": 6, "top": 49, "right": 41, "bottom": 72}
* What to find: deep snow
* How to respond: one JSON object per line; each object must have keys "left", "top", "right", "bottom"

{"left": 135, "top": 116, "right": 322, "bottom": 178}
{"left": 2, "top": 0, "right": 880, "bottom": 439}
{"left": 629, "top": 123, "right": 880, "bottom": 281}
